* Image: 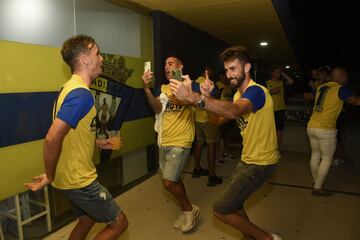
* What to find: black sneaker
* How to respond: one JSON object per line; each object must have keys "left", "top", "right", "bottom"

{"left": 311, "top": 188, "right": 333, "bottom": 197}
{"left": 192, "top": 168, "right": 209, "bottom": 178}
{"left": 207, "top": 175, "right": 223, "bottom": 187}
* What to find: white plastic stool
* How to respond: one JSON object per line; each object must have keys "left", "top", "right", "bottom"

{"left": 0, "top": 186, "right": 52, "bottom": 240}
{"left": 0, "top": 222, "right": 4, "bottom": 240}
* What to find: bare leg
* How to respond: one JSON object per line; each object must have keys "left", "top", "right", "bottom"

{"left": 276, "top": 130, "right": 282, "bottom": 147}
{"left": 93, "top": 212, "right": 128, "bottom": 240}
{"left": 163, "top": 179, "right": 192, "bottom": 211}
{"left": 207, "top": 142, "right": 216, "bottom": 176}
{"left": 69, "top": 215, "right": 95, "bottom": 240}
{"left": 194, "top": 141, "right": 203, "bottom": 170}
{"left": 213, "top": 209, "right": 272, "bottom": 240}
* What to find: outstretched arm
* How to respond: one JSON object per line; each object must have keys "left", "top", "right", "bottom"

{"left": 347, "top": 95, "right": 360, "bottom": 105}
{"left": 25, "top": 118, "right": 70, "bottom": 191}
{"left": 170, "top": 77, "right": 253, "bottom": 119}
{"left": 142, "top": 70, "right": 162, "bottom": 114}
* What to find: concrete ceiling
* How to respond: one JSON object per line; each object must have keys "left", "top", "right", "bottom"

{"left": 111, "top": 0, "right": 296, "bottom": 67}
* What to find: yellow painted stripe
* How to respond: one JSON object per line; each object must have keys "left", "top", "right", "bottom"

{"left": 0, "top": 40, "right": 70, "bottom": 93}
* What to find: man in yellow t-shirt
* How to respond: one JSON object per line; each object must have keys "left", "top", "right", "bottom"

{"left": 215, "top": 71, "right": 238, "bottom": 164}
{"left": 170, "top": 46, "right": 281, "bottom": 240}
{"left": 192, "top": 66, "right": 223, "bottom": 187}
{"left": 142, "top": 56, "right": 199, "bottom": 232}
{"left": 266, "top": 66, "right": 294, "bottom": 146}
{"left": 25, "top": 35, "right": 128, "bottom": 239}
{"left": 307, "top": 67, "right": 360, "bottom": 197}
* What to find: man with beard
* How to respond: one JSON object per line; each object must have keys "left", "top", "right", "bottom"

{"left": 170, "top": 46, "right": 281, "bottom": 240}
{"left": 142, "top": 55, "right": 199, "bottom": 232}
{"left": 25, "top": 35, "right": 128, "bottom": 240}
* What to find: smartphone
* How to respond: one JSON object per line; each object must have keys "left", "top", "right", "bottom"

{"left": 172, "top": 69, "right": 183, "bottom": 81}
{"left": 144, "top": 61, "right": 151, "bottom": 72}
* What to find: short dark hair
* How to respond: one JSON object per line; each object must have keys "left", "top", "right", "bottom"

{"left": 271, "top": 65, "right": 282, "bottom": 73}
{"left": 61, "top": 35, "right": 97, "bottom": 71}
{"left": 220, "top": 45, "right": 250, "bottom": 65}
{"left": 318, "top": 66, "right": 331, "bottom": 76}
{"left": 166, "top": 55, "right": 184, "bottom": 65}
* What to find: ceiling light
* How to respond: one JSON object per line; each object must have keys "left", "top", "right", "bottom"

{"left": 260, "top": 42, "right": 268, "bottom": 46}
{"left": 285, "top": 65, "right": 290, "bottom": 69}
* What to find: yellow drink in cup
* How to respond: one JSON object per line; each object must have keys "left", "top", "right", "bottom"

{"left": 108, "top": 130, "right": 121, "bottom": 150}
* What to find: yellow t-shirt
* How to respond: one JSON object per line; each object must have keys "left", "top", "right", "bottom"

{"left": 194, "top": 77, "right": 209, "bottom": 123}
{"left": 216, "top": 81, "right": 233, "bottom": 101}
{"left": 266, "top": 79, "right": 285, "bottom": 111}
{"left": 234, "top": 80, "right": 279, "bottom": 165}
{"left": 52, "top": 75, "right": 97, "bottom": 189}
{"left": 308, "top": 82, "right": 344, "bottom": 130}
{"left": 160, "top": 84, "right": 195, "bottom": 147}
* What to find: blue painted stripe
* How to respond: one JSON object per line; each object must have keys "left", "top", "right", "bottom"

{"left": 0, "top": 89, "right": 154, "bottom": 148}
{"left": 0, "top": 92, "right": 57, "bottom": 148}
{"left": 124, "top": 88, "right": 154, "bottom": 121}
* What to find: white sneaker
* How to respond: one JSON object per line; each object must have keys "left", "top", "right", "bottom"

{"left": 180, "top": 204, "right": 200, "bottom": 232}
{"left": 271, "top": 233, "right": 282, "bottom": 240}
{"left": 173, "top": 212, "right": 185, "bottom": 230}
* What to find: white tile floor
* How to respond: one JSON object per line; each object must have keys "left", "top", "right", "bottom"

{"left": 44, "top": 146, "right": 360, "bottom": 240}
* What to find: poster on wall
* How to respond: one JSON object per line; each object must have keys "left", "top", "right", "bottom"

{"left": 90, "top": 53, "right": 135, "bottom": 162}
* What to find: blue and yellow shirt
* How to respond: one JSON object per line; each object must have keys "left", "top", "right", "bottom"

{"left": 234, "top": 80, "right": 279, "bottom": 165}
{"left": 52, "top": 75, "right": 97, "bottom": 189}
{"left": 308, "top": 81, "right": 353, "bottom": 130}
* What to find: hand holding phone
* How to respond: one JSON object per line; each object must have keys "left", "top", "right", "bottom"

{"left": 143, "top": 61, "right": 152, "bottom": 87}
{"left": 172, "top": 69, "right": 183, "bottom": 81}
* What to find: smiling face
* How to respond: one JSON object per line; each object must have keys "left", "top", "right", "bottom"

{"left": 224, "top": 58, "right": 247, "bottom": 89}
{"left": 164, "top": 57, "right": 183, "bottom": 80}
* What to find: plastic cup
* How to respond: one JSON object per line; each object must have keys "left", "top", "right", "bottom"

{"left": 108, "top": 130, "right": 121, "bottom": 150}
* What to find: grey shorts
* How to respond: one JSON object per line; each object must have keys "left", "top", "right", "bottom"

{"left": 59, "top": 180, "right": 120, "bottom": 223}
{"left": 213, "top": 161, "right": 276, "bottom": 214}
{"left": 195, "top": 121, "right": 218, "bottom": 144}
{"left": 159, "top": 146, "right": 191, "bottom": 182}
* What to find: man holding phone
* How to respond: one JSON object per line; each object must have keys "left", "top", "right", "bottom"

{"left": 142, "top": 56, "right": 199, "bottom": 232}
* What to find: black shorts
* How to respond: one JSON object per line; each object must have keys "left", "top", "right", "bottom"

{"left": 274, "top": 110, "right": 285, "bottom": 130}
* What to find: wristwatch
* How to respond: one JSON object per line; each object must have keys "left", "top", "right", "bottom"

{"left": 197, "top": 95, "right": 206, "bottom": 109}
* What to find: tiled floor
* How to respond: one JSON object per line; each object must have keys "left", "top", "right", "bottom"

{"left": 43, "top": 145, "right": 360, "bottom": 240}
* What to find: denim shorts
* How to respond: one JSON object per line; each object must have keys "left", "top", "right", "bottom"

{"left": 213, "top": 161, "right": 276, "bottom": 214}
{"left": 159, "top": 146, "right": 191, "bottom": 182}
{"left": 59, "top": 180, "right": 121, "bottom": 223}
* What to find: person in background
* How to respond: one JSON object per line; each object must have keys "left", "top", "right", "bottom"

{"left": 142, "top": 55, "right": 199, "bottom": 232}
{"left": 170, "top": 46, "right": 282, "bottom": 240}
{"left": 192, "top": 65, "right": 223, "bottom": 187}
{"left": 215, "top": 70, "right": 238, "bottom": 165}
{"left": 304, "top": 68, "right": 320, "bottom": 118}
{"left": 307, "top": 66, "right": 360, "bottom": 196}
{"left": 25, "top": 35, "right": 128, "bottom": 240}
{"left": 266, "top": 66, "right": 294, "bottom": 147}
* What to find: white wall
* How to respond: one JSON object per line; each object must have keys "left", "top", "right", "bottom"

{"left": 76, "top": 0, "right": 141, "bottom": 57}
{"left": 0, "top": 0, "right": 74, "bottom": 46}
{"left": 0, "top": 0, "right": 141, "bottom": 57}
